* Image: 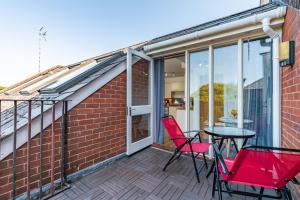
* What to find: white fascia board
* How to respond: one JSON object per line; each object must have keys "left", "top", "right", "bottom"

{"left": 0, "top": 63, "right": 126, "bottom": 160}
{"left": 144, "top": 7, "right": 286, "bottom": 53}
{"left": 147, "top": 18, "right": 285, "bottom": 56}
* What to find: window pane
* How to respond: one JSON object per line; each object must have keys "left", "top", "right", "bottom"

{"left": 189, "top": 50, "right": 209, "bottom": 142}
{"left": 214, "top": 44, "right": 238, "bottom": 127}
{"left": 132, "top": 114, "right": 150, "bottom": 143}
{"left": 243, "top": 38, "right": 272, "bottom": 146}
{"left": 163, "top": 56, "right": 186, "bottom": 149}
{"left": 132, "top": 55, "right": 151, "bottom": 106}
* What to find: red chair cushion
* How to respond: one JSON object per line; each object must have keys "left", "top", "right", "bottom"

{"left": 218, "top": 149, "right": 300, "bottom": 189}
{"left": 180, "top": 142, "right": 210, "bottom": 153}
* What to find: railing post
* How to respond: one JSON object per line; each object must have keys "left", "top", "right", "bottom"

{"left": 0, "top": 99, "right": 70, "bottom": 199}
{"left": 26, "top": 101, "right": 32, "bottom": 199}
{"left": 50, "top": 101, "right": 55, "bottom": 195}
{"left": 39, "top": 101, "right": 44, "bottom": 199}
{"left": 61, "top": 101, "right": 68, "bottom": 187}
{"left": 12, "top": 100, "right": 17, "bottom": 200}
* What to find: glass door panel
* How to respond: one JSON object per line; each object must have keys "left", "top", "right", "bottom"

{"left": 243, "top": 38, "right": 272, "bottom": 146}
{"left": 189, "top": 50, "right": 209, "bottom": 142}
{"left": 132, "top": 56, "right": 151, "bottom": 106}
{"left": 214, "top": 44, "right": 238, "bottom": 127}
{"left": 163, "top": 56, "right": 186, "bottom": 149}
{"left": 132, "top": 114, "right": 150, "bottom": 143}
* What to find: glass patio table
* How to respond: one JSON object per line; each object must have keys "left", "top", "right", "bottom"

{"left": 204, "top": 126, "right": 256, "bottom": 177}
{"left": 218, "top": 117, "right": 253, "bottom": 126}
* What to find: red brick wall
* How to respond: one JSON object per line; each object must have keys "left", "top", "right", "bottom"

{"left": 0, "top": 72, "right": 127, "bottom": 199}
{"left": 281, "top": 7, "right": 300, "bottom": 196}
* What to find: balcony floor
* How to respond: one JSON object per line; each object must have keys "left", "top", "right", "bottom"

{"left": 50, "top": 147, "right": 282, "bottom": 200}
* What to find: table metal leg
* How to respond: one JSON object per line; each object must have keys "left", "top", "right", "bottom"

{"left": 242, "top": 138, "right": 249, "bottom": 147}
{"left": 206, "top": 138, "right": 224, "bottom": 178}
{"left": 232, "top": 139, "right": 239, "bottom": 153}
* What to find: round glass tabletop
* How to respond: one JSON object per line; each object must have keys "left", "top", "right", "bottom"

{"left": 204, "top": 126, "right": 256, "bottom": 138}
{"left": 218, "top": 117, "right": 253, "bottom": 125}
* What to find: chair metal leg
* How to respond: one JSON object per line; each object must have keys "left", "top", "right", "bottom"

{"left": 206, "top": 162, "right": 214, "bottom": 178}
{"left": 176, "top": 152, "right": 183, "bottom": 160}
{"left": 191, "top": 151, "right": 200, "bottom": 183}
{"left": 202, "top": 153, "right": 208, "bottom": 169}
{"left": 283, "top": 186, "right": 293, "bottom": 200}
{"left": 224, "top": 182, "right": 232, "bottom": 197}
{"left": 212, "top": 171, "right": 216, "bottom": 197}
{"left": 163, "top": 149, "right": 178, "bottom": 171}
{"left": 258, "top": 187, "right": 264, "bottom": 200}
{"left": 217, "top": 180, "right": 223, "bottom": 200}
{"left": 251, "top": 185, "right": 256, "bottom": 191}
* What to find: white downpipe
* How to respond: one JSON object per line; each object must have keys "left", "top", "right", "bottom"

{"left": 262, "top": 18, "right": 280, "bottom": 38}
{"left": 185, "top": 51, "right": 190, "bottom": 132}
{"left": 208, "top": 45, "right": 214, "bottom": 158}
{"left": 237, "top": 39, "right": 243, "bottom": 129}
{"left": 261, "top": 17, "right": 281, "bottom": 147}
{"left": 144, "top": 7, "right": 286, "bottom": 52}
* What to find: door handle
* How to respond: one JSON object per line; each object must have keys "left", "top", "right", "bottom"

{"left": 128, "top": 107, "right": 135, "bottom": 116}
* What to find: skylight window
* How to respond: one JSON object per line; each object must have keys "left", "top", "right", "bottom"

{"left": 40, "top": 61, "right": 97, "bottom": 94}
{"left": 44, "top": 62, "right": 97, "bottom": 89}
{"left": 19, "top": 69, "right": 69, "bottom": 95}
{"left": 39, "top": 52, "right": 123, "bottom": 94}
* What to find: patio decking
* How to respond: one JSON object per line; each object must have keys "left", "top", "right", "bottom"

{"left": 50, "top": 147, "right": 281, "bottom": 200}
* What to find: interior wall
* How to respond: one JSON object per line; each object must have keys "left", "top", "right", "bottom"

{"left": 164, "top": 77, "right": 185, "bottom": 98}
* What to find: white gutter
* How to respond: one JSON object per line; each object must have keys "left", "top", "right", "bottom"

{"left": 261, "top": 17, "right": 281, "bottom": 148}
{"left": 144, "top": 6, "right": 286, "bottom": 51}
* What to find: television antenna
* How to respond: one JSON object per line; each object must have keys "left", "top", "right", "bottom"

{"left": 38, "top": 27, "right": 47, "bottom": 73}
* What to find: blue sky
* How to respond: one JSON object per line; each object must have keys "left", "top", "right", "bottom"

{"left": 0, "top": 0, "right": 260, "bottom": 86}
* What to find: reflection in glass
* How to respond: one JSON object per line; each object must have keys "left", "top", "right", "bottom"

{"left": 243, "top": 38, "right": 272, "bottom": 146}
{"left": 163, "top": 56, "right": 186, "bottom": 149}
{"left": 189, "top": 50, "right": 209, "bottom": 142}
{"left": 132, "top": 55, "right": 151, "bottom": 106}
{"left": 214, "top": 44, "right": 238, "bottom": 127}
{"left": 132, "top": 114, "right": 150, "bottom": 143}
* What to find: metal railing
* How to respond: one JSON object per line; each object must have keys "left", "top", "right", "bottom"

{"left": 0, "top": 99, "right": 70, "bottom": 199}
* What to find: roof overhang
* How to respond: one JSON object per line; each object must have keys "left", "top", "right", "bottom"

{"left": 144, "top": 6, "right": 286, "bottom": 57}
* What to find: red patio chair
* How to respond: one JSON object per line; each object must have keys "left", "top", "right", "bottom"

{"left": 212, "top": 143, "right": 300, "bottom": 200}
{"left": 161, "top": 115, "right": 210, "bottom": 183}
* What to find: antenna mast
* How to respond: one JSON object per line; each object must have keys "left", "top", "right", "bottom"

{"left": 38, "top": 27, "right": 47, "bottom": 73}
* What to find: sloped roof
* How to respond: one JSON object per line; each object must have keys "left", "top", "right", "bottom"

{"left": 0, "top": 42, "right": 145, "bottom": 138}
{"left": 146, "top": 2, "right": 283, "bottom": 46}
{"left": 0, "top": 42, "right": 145, "bottom": 100}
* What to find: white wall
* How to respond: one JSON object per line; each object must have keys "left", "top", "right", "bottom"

{"left": 164, "top": 76, "right": 185, "bottom": 97}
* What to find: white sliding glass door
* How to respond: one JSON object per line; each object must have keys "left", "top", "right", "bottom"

{"left": 189, "top": 50, "right": 209, "bottom": 142}
{"left": 159, "top": 36, "right": 276, "bottom": 153}
{"left": 184, "top": 38, "right": 274, "bottom": 155}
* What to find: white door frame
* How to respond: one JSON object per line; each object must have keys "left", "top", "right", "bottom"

{"left": 184, "top": 36, "right": 280, "bottom": 157}
{"left": 126, "top": 48, "right": 154, "bottom": 155}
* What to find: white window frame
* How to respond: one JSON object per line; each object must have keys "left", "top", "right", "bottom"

{"left": 184, "top": 35, "right": 281, "bottom": 157}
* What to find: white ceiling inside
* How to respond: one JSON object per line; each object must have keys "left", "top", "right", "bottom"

{"left": 164, "top": 56, "right": 185, "bottom": 77}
